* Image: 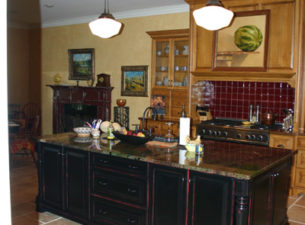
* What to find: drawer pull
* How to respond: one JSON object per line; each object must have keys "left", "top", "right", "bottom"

{"left": 98, "top": 209, "right": 108, "bottom": 215}
{"left": 98, "top": 181, "right": 108, "bottom": 186}
{"left": 128, "top": 164, "right": 138, "bottom": 170}
{"left": 272, "top": 172, "right": 280, "bottom": 177}
{"left": 99, "top": 159, "right": 109, "bottom": 164}
{"left": 127, "top": 188, "right": 137, "bottom": 193}
{"left": 127, "top": 218, "right": 136, "bottom": 224}
{"left": 277, "top": 144, "right": 285, "bottom": 148}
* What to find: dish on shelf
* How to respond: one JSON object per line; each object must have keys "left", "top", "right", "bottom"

{"left": 73, "top": 127, "right": 92, "bottom": 137}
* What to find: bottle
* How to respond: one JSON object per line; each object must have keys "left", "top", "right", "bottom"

{"left": 181, "top": 104, "right": 186, "bottom": 117}
{"left": 107, "top": 123, "right": 115, "bottom": 140}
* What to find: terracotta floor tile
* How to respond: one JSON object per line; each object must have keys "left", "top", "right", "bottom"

{"left": 288, "top": 205, "right": 305, "bottom": 223}
{"left": 45, "top": 217, "right": 81, "bottom": 225}
{"left": 288, "top": 221, "right": 305, "bottom": 225}
{"left": 37, "top": 212, "right": 62, "bottom": 223}
{"left": 288, "top": 196, "right": 298, "bottom": 208}
{"left": 295, "top": 195, "right": 305, "bottom": 207}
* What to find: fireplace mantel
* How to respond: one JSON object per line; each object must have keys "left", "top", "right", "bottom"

{"left": 48, "top": 85, "right": 113, "bottom": 133}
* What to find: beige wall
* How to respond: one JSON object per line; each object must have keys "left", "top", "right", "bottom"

{"left": 41, "top": 12, "right": 189, "bottom": 135}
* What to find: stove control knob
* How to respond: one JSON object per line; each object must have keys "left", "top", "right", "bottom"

{"left": 257, "top": 135, "right": 264, "bottom": 141}
{"left": 217, "top": 131, "right": 222, "bottom": 136}
{"left": 246, "top": 135, "right": 251, "bottom": 140}
{"left": 223, "top": 131, "right": 228, "bottom": 137}
{"left": 213, "top": 131, "right": 218, "bottom": 136}
{"left": 201, "top": 129, "right": 206, "bottom": 134}
{"left": 251, "top": 135, "right": 256, "bottom": 140}
{"left": 208, "top": 130, "right": 213, "bottom": 135}
{"left": 236, "top": 134, "right": 242, "bottom": 139}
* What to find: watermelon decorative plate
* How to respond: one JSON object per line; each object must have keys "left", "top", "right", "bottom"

{"left": 234, "top": 25, "right": 263, "bottom": 52}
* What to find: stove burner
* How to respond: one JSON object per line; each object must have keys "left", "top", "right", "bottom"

{"left": 250, "top": 123, "right": 283, "bottom": 130}
{"left": 201, "top": 119, "right": 243, "bottom": 127}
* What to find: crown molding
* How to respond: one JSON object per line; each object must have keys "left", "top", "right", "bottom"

{"left": 42, "top": 4, "right": 189, "bottom": 28}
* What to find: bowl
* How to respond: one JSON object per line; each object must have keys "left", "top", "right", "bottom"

{"left": 262, "top": 112, "right": 277, "bottom": 126}
{"left": 73, "top": 127, "right": 92, "bottom": 137}
{"left": 112, "top": 131, "right": 154, "bottom": 145}
{"left": 116, "top": 99, "right": 126, "bottom": 107}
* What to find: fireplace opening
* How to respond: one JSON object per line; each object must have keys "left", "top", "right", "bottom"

{"left": 63, "top": 104, "right": 97, "bottom": 132}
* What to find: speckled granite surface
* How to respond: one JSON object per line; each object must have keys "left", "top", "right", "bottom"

{"left": 38, "top": 132, "right": 295, "bottom": 180}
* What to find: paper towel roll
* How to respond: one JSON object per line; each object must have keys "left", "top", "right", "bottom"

{"left": 179, "top": 117, "right": 190, "bottom": 145}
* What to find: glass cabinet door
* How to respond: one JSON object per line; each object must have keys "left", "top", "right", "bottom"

{"left": 173, "top": 40, "right": 189, "bottom": 87}
{"left": 155, "top": 41, "right": 170, "bottom": 87}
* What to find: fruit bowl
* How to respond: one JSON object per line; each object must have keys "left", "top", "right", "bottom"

{"left": 112, "top": 131, "right": 153, "bottom": 145}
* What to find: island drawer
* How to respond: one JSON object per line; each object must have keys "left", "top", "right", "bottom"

{"left": 92, "top": 197, "right": 146, "bottom": 225}
{"left": 92, "top": 153, "right": 147, "bottom": 177}
{"left": 93, "top": 169, "right": 147, "bottom": 207}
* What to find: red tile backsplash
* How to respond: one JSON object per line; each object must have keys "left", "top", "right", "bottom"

{"left": 192, "top": 81, "right": 295, "bottom": 122}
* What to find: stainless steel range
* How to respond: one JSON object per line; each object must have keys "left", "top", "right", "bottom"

{"left": 197, "top": 119, "right": 282, "bottom": 146}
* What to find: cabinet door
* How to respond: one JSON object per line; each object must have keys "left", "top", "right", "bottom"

{"left": 154, "top": 40, "right": 170, "bottom": 87}
{"left": 40, "top": 143, "right": 64, "bottom": 210}
{"left": 188, "top": 172, "right": 233, "bottom": 225}
{"left": 173, "top": 39, "right": 189, "bottom": 87}
{"left": 271, "top": 161, "right": 291, "bottom": 225}
{"left": 150, "top": 165, "right": 187, "bottom": 225}
{"left": 66, "top": 148, "right": 89, "bottom": 219}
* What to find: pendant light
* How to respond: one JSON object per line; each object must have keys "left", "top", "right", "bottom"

{"left": 193, "top": 0, "right": 234, "bottom": 31}
{"left": 89, "top": 0, "right": 122, "bottom": 39}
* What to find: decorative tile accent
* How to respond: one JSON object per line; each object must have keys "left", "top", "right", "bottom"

{"left": 192, "top": 81, "right": 295, "bottom": 122}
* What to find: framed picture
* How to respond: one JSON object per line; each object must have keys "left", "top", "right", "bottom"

{"left": 68, "top": 48, "right": 95, "bottom": 80}
{"left": 121, "top": 65, "right": 148, "bottom": 97}
{"left": 212, "top": 10, "right": 270, "bottom": 71}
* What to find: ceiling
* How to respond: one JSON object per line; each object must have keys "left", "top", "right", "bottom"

{"left": 8, "top": 0, "right": 189, "bottom": 28}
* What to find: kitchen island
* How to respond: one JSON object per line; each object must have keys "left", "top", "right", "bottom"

{"left": 36, "top": 133, "right": 294, "bottom": 225}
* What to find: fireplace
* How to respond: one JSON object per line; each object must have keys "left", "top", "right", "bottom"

{"left": 48, "top": 85, "right": 113, "bottom": 133}
{"left": 63, "top": 104, "right": 97, "bottom": 132}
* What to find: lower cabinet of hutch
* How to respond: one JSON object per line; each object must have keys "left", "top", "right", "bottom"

{"left": 37, "top": 142, "right": 292, "bottom": 225}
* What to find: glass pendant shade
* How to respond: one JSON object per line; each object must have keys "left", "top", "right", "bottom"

{"left": 193, "top": 1, "right": 234, "bottom": 31}
{"left": 89, "top": 16, "right": 122, "bottom": 39}
{"left": 89, "top": 0, "right": 122, "bottom": 39}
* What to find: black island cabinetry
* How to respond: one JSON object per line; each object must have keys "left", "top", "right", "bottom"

{"left": 36, "top": 134, "right": 294, "bottom": 225}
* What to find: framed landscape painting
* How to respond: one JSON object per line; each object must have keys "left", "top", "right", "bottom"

{"left": 212, "top": 10, "right": 270, "bottom": 71}
{"left": 121, "top": 65, "right": 148, "bottom": 97}
{"left": 68, "top": 48, "right": 95, "bottom": 80}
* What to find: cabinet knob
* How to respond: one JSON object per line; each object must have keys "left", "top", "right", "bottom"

{"left": 98, "top": 180, "right": 108, "bottom": 186}
{"left": 128, "top": 164, "right": 138, "bottom": 170}
{"left": 127, "top": 218, "right": 136, "bottom": 224}
{"left": 127, "top": 188, "right": 137, "bottom": 193}
{"left": 99, "top": 159, "right": 109, "bottom": 164}
{"left": 98, "top": 209, "right": 107, "bottom": 215}
{"left": 277, "top": 144, "right": 285, "bottom": 148}
{"left": 272, "top": 172, "right": 280, "bottom": 177}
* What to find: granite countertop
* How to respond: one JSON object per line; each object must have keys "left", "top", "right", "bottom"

{"left": 39, "top": 132, "right": 295, "bottom": 180}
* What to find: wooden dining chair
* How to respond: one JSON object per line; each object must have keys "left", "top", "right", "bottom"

{"left": 9, "top": 115, "right": 40, "bottom": 164}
